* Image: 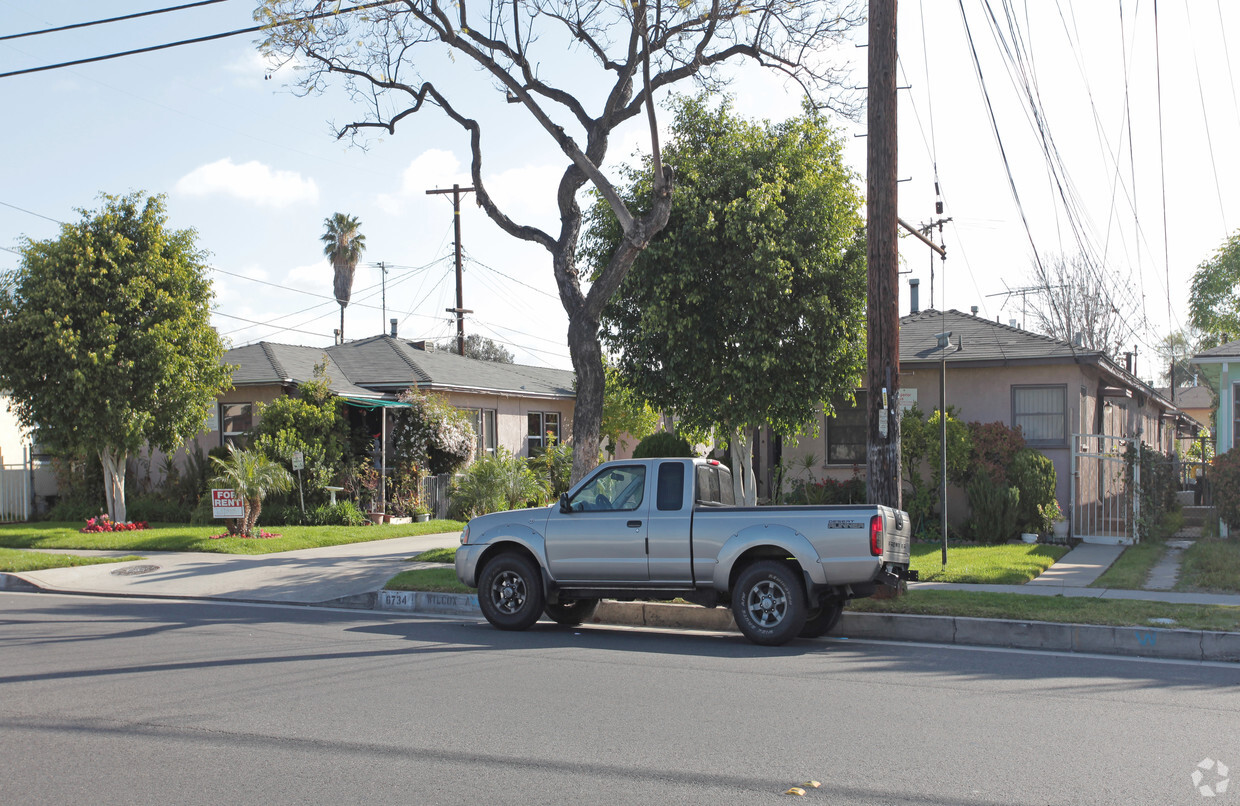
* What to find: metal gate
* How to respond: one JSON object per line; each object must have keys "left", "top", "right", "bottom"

{"left": 1071, "top": 434, "right": 1139, "bottom": 545}
{"left": 0, "top": 466, "right": 30, "bottom": 522}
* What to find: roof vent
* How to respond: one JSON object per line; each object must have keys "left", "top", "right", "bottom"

{"left": 970, "top": 306, "right": 979, "bottom": 316}
{"left": 909, "top": 278, "right": 920, "bottom": 315}
{"left": 390, "top": 318, "right": 398, "bottom": 338}
{"left": 1073, "top": 332, "right": 1083, "bottom": 348}
{"left": 1009, "top": 319, "right": 1018, "bottom": 328}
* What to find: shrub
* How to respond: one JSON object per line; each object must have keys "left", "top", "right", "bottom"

{"left": 1008, "top": 449, "right": 1057, "bottom": 533}
{"left": 966, "top": 473, "right": 1021, "bottom": 544}
{"left": 967, "top": 421, "right": 1025, "bottom": 485}
{"left": 127, "top": 493, "right": 192, "bottom": 524}
{"left": 785, "top": 474, "right": 867, "bottom": 505}
{"left": 309, "top": 500, "right": 369, "bottom": 526}
{"left": 450, "top": 448, "right": 547, "bottom": 519}
{"left": 45, "top": 499, "right": 104, "bottom": 522}
{"left": 1124, "top": 442, "right": 1179, "bottom": 541}
{"left": 1212, "top": 448, "right": 1240, "bottom": 532}
{"left": 529, "top": 436, "right": 573, "bottom": 498}
{"left": 632, "top": 431, "right": 695, "bottom": 459}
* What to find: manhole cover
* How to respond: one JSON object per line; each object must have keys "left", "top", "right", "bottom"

{"left": 111, "top": 564, "right": 160, "bottom": 576}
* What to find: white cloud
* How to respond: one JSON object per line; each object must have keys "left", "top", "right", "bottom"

{"left": 483, "top": 163, "right": 562, "bottom": 230}
{"left": 376, "top": 149, "right": 466, "bottom": 214}
{"left": 175, "top": 158, "right": 319, "bottom": 207}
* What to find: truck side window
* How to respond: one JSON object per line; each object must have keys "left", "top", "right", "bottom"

{"left": 657, "top": 462, "right": 685, "bottom": 511}
{"left": 695, "top": 465, "right": 720, "bottom": 506}
{"left": 717, "top": 467, "right": 735, "bottom": 505}
{"left": 568, "top": 465, "right": 646, "bottom": 512}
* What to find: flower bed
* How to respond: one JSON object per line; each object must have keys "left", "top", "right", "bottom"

{"left": 208, "top": 530, "right": 281, "bottom": 540}
{"left": 80, "top": 516, "right": 148, "bottom": 533}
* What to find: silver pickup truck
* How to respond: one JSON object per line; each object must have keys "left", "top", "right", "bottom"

{"left": 456, "top": 457, "right": 915, "bottom": 645}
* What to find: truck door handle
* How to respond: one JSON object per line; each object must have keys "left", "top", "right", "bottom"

{"left": 627, "top": 520, "right": 642, "bottom": 528}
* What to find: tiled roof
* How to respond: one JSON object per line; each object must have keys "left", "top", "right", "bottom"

{"left": 223, "top": 336, "right": 575, "bottom": 400}
{"left": 1193, "top": 339, "right": 1240, "bottom": 360}
{"left": 900, "top": 309, "right": 1102, "bottom": 364}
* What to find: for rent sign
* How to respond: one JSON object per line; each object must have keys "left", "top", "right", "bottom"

{"left": 211, "top": 489, "right": 245, "bottom": 519}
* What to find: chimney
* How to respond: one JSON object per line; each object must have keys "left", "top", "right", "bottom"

{"left": 333, "top": 328, "right": 342, "bottom": 345}
{"left": 390, "top": 318, "right": 398, "bottom": 338}
{"left": 970, "top": 306, "right": 979, "bottom": 316}
{"left": 909, "top": 278, "right": 920, "bottom": 314}
{"left": 1009, "top": 319, "right": 1018, "bottom": 328}
{"left": 1073, "top": 332, "right": 1083, "bottom": 348}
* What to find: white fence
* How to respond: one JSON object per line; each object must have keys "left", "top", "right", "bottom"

{"left": 0, "top": 466, "right": 30, "bottom": 522}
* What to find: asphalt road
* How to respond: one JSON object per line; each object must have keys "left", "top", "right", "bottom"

{"left": 2, "top": 592, "right": 1237, "bottom": 806}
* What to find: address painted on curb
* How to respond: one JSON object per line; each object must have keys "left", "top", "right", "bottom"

{"left": 377, "top": 589, "right": 480, "bottom": 616}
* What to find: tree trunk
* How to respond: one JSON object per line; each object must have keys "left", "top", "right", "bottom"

{"left": 568, "top": 314, "right": 605, "bottom": 486}
{"left": 245, "top": 497, "right": 263, "bottom": 537}
{"left": 730, "top": 429, "right": 758, "bottom": 507}
{"left": 99, "top": 448, "right": 128, "bottom": 523}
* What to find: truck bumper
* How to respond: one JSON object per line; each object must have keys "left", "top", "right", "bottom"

{"left": 455, "top": 544, "right": 485, "bottom": 588}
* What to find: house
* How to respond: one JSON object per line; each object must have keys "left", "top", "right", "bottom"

{"left": 191, "top": 334, "right": 576, "bottom": 463}
{"left": 771, "top": 308, "right": 1197, "bottom": 543}
{"left": 1189, "top": 338, "right": 1240, "bottom": 537}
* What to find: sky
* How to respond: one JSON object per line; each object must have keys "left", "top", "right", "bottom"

{"left": 2, "top": 1, "right": 1238, "bottom": 382}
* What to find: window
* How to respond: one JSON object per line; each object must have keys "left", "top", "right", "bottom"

{"left": 468, "top": 408, "right": 497, "bottom": 458}
{"left": 220, "top": 403, "right": 252, "bottom": 447}
{"left": 1234, "top": 383, "right": 1240, "bottom": 452}
{"left": 1013, "top": 385, "right": 1066, "bottom": 445}
{"left": 826, "top": 391, "right": 867, "bottom": 464}
{"left": 657, "top": 462, "right": 685, "bottom": 511}
{"left": 567, "top": 464, "right": 646, "bottom": 512}
{"left": 527, "top": 411, "right": 560, "bottom": 454}
{"left": 695, "top": 464, "right": 735, "bottom": 506}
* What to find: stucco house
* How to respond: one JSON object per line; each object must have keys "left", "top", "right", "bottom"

{"left": 770, "top": 308, "right": 1197, "bottom": 543}
{"left": 192, "top": 334, "right": 576, "bottom": 462}
{"left": 1190, "top": 338, "right": 1240, "bottom": 537}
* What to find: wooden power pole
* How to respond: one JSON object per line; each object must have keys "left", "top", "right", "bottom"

{"left": 866, "top": 0, "right": 901, "bottom": 509}
{"left": 426, "top": 183, "right": 476, "bottom": 356}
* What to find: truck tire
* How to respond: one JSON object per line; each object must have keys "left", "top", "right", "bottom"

{"left": 799, "top": 601, "right": 843, "bottom": 638}
{"left": 731, "top": 560, "right": 808, "bottom": 646}
{"left": 544, "top": 599, "right": 599, "bottom": 627}
{"left": 478, "top": 552, "right": 546, "bottom": 631}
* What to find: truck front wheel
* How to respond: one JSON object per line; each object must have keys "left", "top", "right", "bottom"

{"left": 478, "top": 552, "right": 546, "bottom": 631}
{"left": 731, "top": 561, "right": 808, "bottom": 646}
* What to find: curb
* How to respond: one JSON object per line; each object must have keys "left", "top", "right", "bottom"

{"left": 369, "top": 591, "right": 1240, "bottom": 663}
{"left": 0, "top": 573, "right": 41, "bottom": 593}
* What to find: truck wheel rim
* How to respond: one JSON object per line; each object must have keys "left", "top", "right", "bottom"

{"left": 745, "top": 579, "right": 788, "bottom": 627}
{"left": 491, "top": 570, "right": 527, "bottom": 615}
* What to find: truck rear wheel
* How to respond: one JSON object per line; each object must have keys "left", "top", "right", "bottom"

{"left": 731, "top": 560, "right": 808, "bottom": 646}
{"left": 544, "top": 599, "right": 599, "bottom": 626}
{"left": 478, "top": 552, "right": 545, "bottom": 631}
{"left": 800, "top": 601, "right": 843, "bottom": 638}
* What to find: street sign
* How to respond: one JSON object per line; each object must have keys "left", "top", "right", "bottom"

{"left": 291, "top": 451, "right": 305, "bottom": 471}
{"left": 211, "top": 489, "right": 245, "bottom": 519}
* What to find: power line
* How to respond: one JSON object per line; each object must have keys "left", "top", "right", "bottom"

{"left": 0, "top": 0, "right": 230, "bottom": 43}
{"left": 0, "top": 200, "right": 64, "bottom": 225}
{"left": 0, "top": 1, "right": 401, "bottom": 80}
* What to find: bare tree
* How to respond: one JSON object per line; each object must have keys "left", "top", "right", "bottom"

{"left": 256, "top": 0, "right": 863, "bottom": 482}
{"left": 1026, "top": 254, "right": 1145, "bottom": 360}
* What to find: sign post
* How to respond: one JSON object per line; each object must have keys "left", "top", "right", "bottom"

{"left": 291, "top": 451, "right": 305, "bottom": 514}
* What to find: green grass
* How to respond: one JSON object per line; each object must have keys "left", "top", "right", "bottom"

{"left": 910, "top": 543, "right": 1068, "bottom": 584}
{"left": 848, "top": 589, "right": 1240, "bottom": 633}
{"left": 0, "top": 547, "right": 144, "bottom": 573}
{"left": 1177, "top": 539, "right": 1240, "bottom": 593}
{"left": 385, "top": 566, "right": 474, "bottom": 593}
{"left": 1089, "top": 541, "right": 1166, "bottom": 589}
{"left": 0, "top": 520, "right": 465, "bottom": 555}
{"left": 411, "top": 547, "right": 458, "bottom": 564}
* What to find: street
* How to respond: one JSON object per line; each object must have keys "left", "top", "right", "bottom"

{"left": 1, "top": 592, "right": 1237, "bottom": 805}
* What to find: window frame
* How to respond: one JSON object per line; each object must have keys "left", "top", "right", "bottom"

{"left": 467, "top": 408, "right": 497, "bottom": 459}
{"left": 824, "top": 390, "right": 868, "bottom": 465}
{"left": 220, "top": 402, "right": 253, "bottom": 447}
{"left": 526, "top": 410, "right": 561, "bottom": 455}
{"left": 1011, "top": 384, "right": 1068, "bottom": 447}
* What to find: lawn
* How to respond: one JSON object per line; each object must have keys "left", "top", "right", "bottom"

{"left": 0, "top": 547, "right": 144, "bottom": 573}
{"left": 910, "top": 542, "right": 1068, "bottom": 584}
{"left": 386, "top": 566, "right": 473, "bottom": 593}
{"left": 1177, "top": 539, "right": 1240, "bottom": 593}
{"left": 848, "top": 589, "right": 1240, "bottom": 633}
{"left": 0, "top": 520, "right": 465, "bottom": 555}
{"left": 1089, "top": 541, "right": 1166, "bottom": 590}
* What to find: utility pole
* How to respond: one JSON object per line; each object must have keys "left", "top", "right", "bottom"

{"left": 866, "top": 0, "right": 900, "bottom": 509}
{"left": 377, "top": 261, "right": 387, "bottom": 330}
{"left": 426, "top": 183, "right": 476, "bottom": 356}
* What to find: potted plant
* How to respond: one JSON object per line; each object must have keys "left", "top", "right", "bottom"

{"left": 413, "top": 504, "right": 431, "bottom": 523}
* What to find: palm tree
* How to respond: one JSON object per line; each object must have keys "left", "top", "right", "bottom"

{"left": 210, "top": 445, "right": 295, "bottom": 537}
{"left": 321, "top": 212, "right": 366, "bottom": 341}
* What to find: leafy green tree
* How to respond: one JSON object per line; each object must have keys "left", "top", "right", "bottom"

{"left": 436, "top": 334, "right": 515, "bottom": 363}
{"left": 600, "top": 361, "right": 659, "bottom": 458}
{"left": 0, "top": 192, "right": 231, "bottom": 522}
{"left": 321, "top": 212, "right": 366, "bottom": 341}
{"left": 585, "top": 96, "right": 867, "bottom": 504}
{"left": 1189, "top": 230, "right": 1240, "bottom": 349}
{"left": 210, "top": 445, "right": 295, "bottom": 536}
{"left": 257, "top": 0, "right": 863, "bottom": 487}
{"left": 250, "top": 361, "right": 347, "bottom": 499}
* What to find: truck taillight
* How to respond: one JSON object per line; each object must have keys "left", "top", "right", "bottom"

{"left": 870, "top": 514, "right": 882, "bottom": 556}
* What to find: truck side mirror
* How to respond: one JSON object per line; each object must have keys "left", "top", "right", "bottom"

{"left": 559, "top": 493, "right": 572, "bottom": 514}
